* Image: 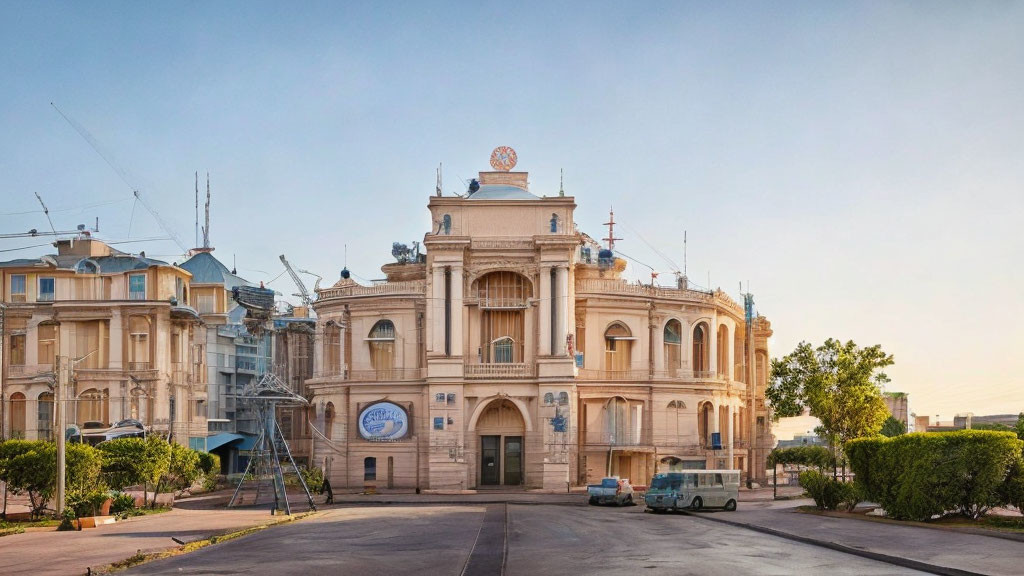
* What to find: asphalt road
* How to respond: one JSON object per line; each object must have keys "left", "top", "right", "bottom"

{"left": 126, "top": 504, "right": 928, "bottom": 576}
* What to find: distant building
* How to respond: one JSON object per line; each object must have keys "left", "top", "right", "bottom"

{"left": 179, "top": 250, "right": 315, "bottom": 472}
{"left": 883, "top": 392, "right": 909, "bottom": 426}
{"left": 1, "top": 237, "right": 206, "bottom": 447}
{"left": 776, "top": 433, "right": 828, "bottom": 449}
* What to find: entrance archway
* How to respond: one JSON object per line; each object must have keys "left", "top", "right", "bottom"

{"left": 473, "top": 399, "right": 526, "bottom": 486}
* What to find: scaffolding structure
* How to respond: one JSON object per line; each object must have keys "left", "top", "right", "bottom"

{"left": 227, "top": 286, "right": 316, "bottom": 514}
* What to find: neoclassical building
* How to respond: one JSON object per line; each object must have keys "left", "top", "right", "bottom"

{"left": 1, "top": 237, "right": 207, "bottom": 447}
{"left": 307, "top": 153, "right": 774, "bottom": 490}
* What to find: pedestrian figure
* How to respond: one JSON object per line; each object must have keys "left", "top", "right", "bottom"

{"left": 322, "top": 476, "right": 334, "bottom": 504}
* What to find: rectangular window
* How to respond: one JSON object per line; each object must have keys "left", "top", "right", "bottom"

{"left": 446, "top": 393, "right": 456, "bottom": 405}
{"left": 435, "top": 393, "right": 445, "bottom": 404}
{"left": 10, "top": 274, "right": 26, "bottom": 302}
{"left": 10, "top": 334, "right": 26, "bottom": 365}
{"left": 38, "top": 277, "right": 55, "bottom": 302}
{"left": 37, "top": 324, "right": 55, "bottom": 366}
{"left": 433, "top": 417, "right": 444, "bottom": 430}
{"left": 129, "top": 274, "right": 146, "bottom": 300}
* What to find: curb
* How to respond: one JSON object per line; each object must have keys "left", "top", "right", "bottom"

{"left": 327, "top": 500, "right": 585, "bottom": 507}
{"left": 795, "top": 507, "right": 1024, "bottom": 544}
{"left": 678, "top": 510, "right": 989, "bottom": 576}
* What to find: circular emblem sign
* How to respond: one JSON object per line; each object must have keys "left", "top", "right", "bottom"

{"left": 489, "top": 146, "right": 518, "bottom": 171}
{"left": 358, "top": 401, "right": 409, "bottom": 441}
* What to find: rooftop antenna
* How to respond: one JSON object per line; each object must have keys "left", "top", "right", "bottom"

{"left": 602, "top": 207, "right": 622, "bottom": 251}
{"left": 202, "top": 172, "right": 211, "bottom": 249}
{"left": 436, "top": 163, "right": 442, "bottom": 197}
{"left": 683, "top": 231, "right": 687, "bottom": 277}
{"left": 559, "top": 168, "right": 565, "bottom": 197}
{"left": 34, "top": 192, "right": 58, "bottom": 236}
{"left": 232, "top": 254, "right": 237, "bottom": 275}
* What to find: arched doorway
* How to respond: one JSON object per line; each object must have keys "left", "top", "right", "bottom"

{"left": 474, "top": 399, "right": 526, "bottom": 486}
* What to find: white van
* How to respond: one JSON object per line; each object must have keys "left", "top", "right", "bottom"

{"left": 644, "top": 469, "right": 740, "bottom": 512}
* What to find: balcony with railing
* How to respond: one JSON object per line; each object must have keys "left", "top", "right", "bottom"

{"left": 475, "top": 294, "right": 529, "bottom": 310}
{"left": 464, "top": 363, "right": 534, "bottom": 379}
{"left": 6, "top": 364, "right": 53, "bottom": 378}
{"left": 348, "top": 368, "right": 426, "bottom": 381}
{"left": 577, "top": 368, "right": 650, "bottom": 381}
{"left": 128, "top": 361, "right": 152, "bottom": 371}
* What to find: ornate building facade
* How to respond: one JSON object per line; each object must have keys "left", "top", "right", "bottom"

{"left": 1, "top": 237, "right": 207, "bottom": 447}
{"left": 307, "top": 154, "right": 774, "bottom": 490}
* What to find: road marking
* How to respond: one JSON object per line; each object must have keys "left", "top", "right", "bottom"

{"left": 461, "top": 503, "right": 507, "bottom": 576}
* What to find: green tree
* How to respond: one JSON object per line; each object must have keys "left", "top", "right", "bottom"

{"left": 154, "top": 443, "right": 201, "bottom": 499}
{"left": 1016, "top": 412, "right": 1024, "bottom": 441}
{"left": 880, "top": 416, "right": 907, "bottom": 437}
{"left": 3, "top": 441, "right": 57, "bottom": 518}
{"left": 768, "top": 339, "right": 893, "bottom": 459}
{"left": 99, "top": 436, "right": 171, "bottom": 507}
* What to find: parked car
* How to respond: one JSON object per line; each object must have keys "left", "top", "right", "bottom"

{"left": 587, "top": 477, "right": 635, "bottom": 506}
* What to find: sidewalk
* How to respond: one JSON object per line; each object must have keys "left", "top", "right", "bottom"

{"left": 689, "top": 501, "right": 1022, "bottom": 576}
{"left": 0, "top": 505, "right": 286, "bottom": 576}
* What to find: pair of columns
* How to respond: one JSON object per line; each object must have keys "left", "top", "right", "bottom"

{"left": 538, "top": 265, "right": 569, "bottom": 357}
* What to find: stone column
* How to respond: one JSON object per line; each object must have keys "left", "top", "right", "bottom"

{"left": 538, "top": 265, "right": 552, "bottom": 356}
{"left": 727, "top": 403, "right": 734, "bottom": 469}
{"left": 451, "top": 264, "right": 463, "bottom": 357}
{"left": 709, "top": 313, "right": 718, "bottom": 378}
{"left": 555, "top": 266, "right": 569, "bottom": 356}
{"left": 430, "top": 266, "right": 445, "bottom": 354}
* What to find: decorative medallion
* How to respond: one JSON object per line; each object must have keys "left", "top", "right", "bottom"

{"left": 358, "top": 401, "right": 409, "bottom": 441}
{"left": 489, "top": 146, "right": 518, "bottom": 171}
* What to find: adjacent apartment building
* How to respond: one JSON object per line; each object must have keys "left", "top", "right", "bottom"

{"left": 1, "top": 236, "right": 207, "bottom": 447}
{"left": 306, "top": 152, "right": 775, "bottom": 491}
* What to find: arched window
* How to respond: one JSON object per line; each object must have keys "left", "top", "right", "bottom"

{"left": 734, "top": 330, "right": 745, "bottom": 383}
{"left": 664, "top": 320, "right": 682, "bottom": 375}
{"left": 543, "top": 392, "right": 554, "bottom": 405}
{"left": 717, "top": 325, "right": 729, "bottom": 376}
{"left": 364, "top": 457, "right": 377, "bottom": 481}
{"left": 75, "top": 259, "right": 99, "bottom": 274}
{"left": 129, "top": 317, "right": 150, "bottom": 370}
{"left": 475, "top": 272, "right": 531, "bottom": 363}
{"left": 692, "top": 322, "right": 709, "bottom": 374}
{"left": 37, "top": 392, "right": 53, "bottom": 440}
{"left": 558, "top": 391, "right": 569, "bottom": 406}
{"left": 698, "top": 402, "right": 714, "bottom": 447}
{"left": 9, "top": 392, "right": 26, "bottom": 438}
{"left": 324, "top": 402, "right": 335, "bottom": 440}
{"left": 550, "top": 213, "right": 559, "bottom": 233}
{"left": 323, "top": 322, "right": 342, "bottom": 376}
{"left": 77, "top": 388, "right": 108, "bottom": 426}
{"left": 604, "top": 323, "right": 632, "bottom": 373}
{"left": 492, "top": 337, "right": 514, "bottom": 363}
{"left": 368, "top": 320, "right": 395, "bottom": 375}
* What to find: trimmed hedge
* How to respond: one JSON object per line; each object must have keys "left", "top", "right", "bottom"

{"left": 846, "top": 430, "right": 1023, "bottom": 520}
{"left": 768, "top": 445, "right": 835, "bottom": 470}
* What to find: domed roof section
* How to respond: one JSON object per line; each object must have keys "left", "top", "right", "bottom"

{"left": 467, "top": 185, "right": 539, "bottom": 200}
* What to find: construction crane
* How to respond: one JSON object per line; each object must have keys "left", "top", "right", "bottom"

{"left": 278, "top": 254, "right": 320, "bottom": 308}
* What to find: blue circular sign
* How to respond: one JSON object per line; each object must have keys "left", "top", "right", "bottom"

{"left": 358, "top": 402, "right": 409, "bottom": 441}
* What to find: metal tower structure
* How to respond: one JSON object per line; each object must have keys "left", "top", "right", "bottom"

{"left": 227, "top": 285, "right": 316, "bottom": 514}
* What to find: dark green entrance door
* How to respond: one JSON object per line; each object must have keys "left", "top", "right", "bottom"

{"left": 503, "top": 436, "right": 522, "bottom": 486}
{"left": 481, "top": 435, "right": 500, "bottom": 485}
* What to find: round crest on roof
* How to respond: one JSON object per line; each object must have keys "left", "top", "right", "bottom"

{"left": 489, "top": 146, "right": 517, "bottom": 171}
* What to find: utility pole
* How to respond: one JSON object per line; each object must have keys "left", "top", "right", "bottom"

{"left": 55, "top": 356, "right": 68, "bottom": 515}
{"left": 744, "top": 292, "right": 755, "bottom": 489}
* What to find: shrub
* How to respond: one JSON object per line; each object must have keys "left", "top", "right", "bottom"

{"left": 197, "top": 451, "right": 220, "bottom": 476}
{"left": 846, "top": 430, "right": 1023, "bottom": 521}
{"left": 67, "top": 490, "right": 110, "bottom": 518}
{"left": 799, "top": 469, "right": 855, "bottom": 510}
{"left": 300, "top": 466, "right": 324, "bottom": 494}
{"left": 110, "top": 492, "right": 138, "bottom": 519}
{"left": 1000, "top": 457, "right": 1024, "bottom": 513}
{"left": 768, "top": 445, "right": 836, "bottom": 470}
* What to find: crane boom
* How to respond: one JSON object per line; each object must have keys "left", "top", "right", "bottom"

{"left": 279, "top": 254, "right": 313, "bottom": 308}
{"left": 51, "top": 102, "right": 189, "bottom": 253}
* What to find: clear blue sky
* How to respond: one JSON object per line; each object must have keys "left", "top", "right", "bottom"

{"left": 2, "top": 2, "right": 1022, "bottom": 421}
